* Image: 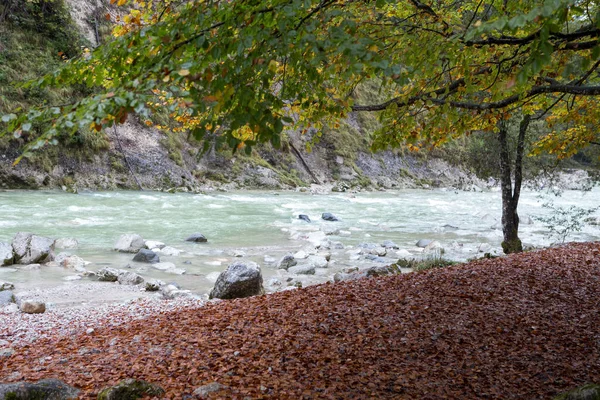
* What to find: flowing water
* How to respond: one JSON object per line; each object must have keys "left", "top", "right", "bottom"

{"left": 0, "top": 188, "right": 598, "bottom": 298}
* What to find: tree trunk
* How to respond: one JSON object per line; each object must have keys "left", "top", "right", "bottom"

{"left": 498, "top": 115, "right": 531, "bottom": 254}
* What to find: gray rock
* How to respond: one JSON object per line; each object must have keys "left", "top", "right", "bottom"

{"left": 416, "top": 239, "right": 433, "bottom": 248}
{"left": 364, "top": 254, "right": 387, "bottom": 263}
{"left": 298, "top": 214, "right": 311, "bottom": 223}
{"left": 114, "top": 234, "right": 146, "bottom": 253}
{"left": 424, "top": 240, "right": 443, "bottom": 253}
{"left": 0, "top": 291, "right": 15, "bottom": 306}
{"left": 382, "top": 240, "right": 399, "bottom": 249}
{"left": 321, "top": 212, "right": 339, "bottom": 221}
{"left": 118, "top": 271, "right": 144, "bottom": 286}
{"left": 277, "top": 254, "right": 297, "bottom": 270}
{"left": 144, "top": 240, "right": 165, "bottom": 250}
{"left": 307, "top": 255, "right": 328, "bottom": 268}
{"left": 0, "top": 281, "right": 14, "bottom": 291}
{"left": 144, "top": 279, "right": 164, "bottom": 292}
{"left": 0, "top": 242, "right": 13, "bottom": 266}
{"left": 158, "top": 246, "right": 181, "bottom": 256}
{"left": 97, "top": 378, "right": 164, "bottom": 400}
{"left": 132, "top": 249, "right": 160, "bottom": 264}
{"left": 267, "top": 278, "right": 282, "bottom": 287}
{"left": 442, "top": 224, "right": 459, "bottom": 231}
{"left": 55, "top": 253, "right": 87, "bottom": 272}
{"left": 20, "top": 300, "right": 45, "bottom": 314}
{"left": 185, "top": 233, "right": 208, "bottom": 243}
{"left": 12, "top": 232, "right": 55, "bottom": 264}
{"left": 97, "top": 267, "right": 120, "bottom": 282}
{"left": 288, "top": 265, "right": 316, "bottom": 275}
{"left": 0, "top": 379, "right": 79, "bottom": 399}
{"left": 334, "top": 264, "right": 400, "bottom": 282}
{"left": 54, "top": 238, "right": 79, "bottom": 249}
{"left": 193, "top": 382, "right": 228, "bottom": 398}
{"left": 209, "top": 261, "right": 264, "bottom": 300}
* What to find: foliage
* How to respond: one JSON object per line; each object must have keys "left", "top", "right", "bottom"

{"left": 2, "top": 0, "right": 599, "bottom": 163}
{"left": 535, "top": 196, "right": 599, "bottom": 243}
{"left": 395, "top": 255, "right": 457, "bottom": 272}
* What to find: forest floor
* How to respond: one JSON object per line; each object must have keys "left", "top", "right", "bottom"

{"left": 1, "top": 242, "right": 599, "bottom": 399}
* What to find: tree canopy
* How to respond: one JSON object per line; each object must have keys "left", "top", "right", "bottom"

{"left": 2, "top": 0, "right": 600, "bottom": 161}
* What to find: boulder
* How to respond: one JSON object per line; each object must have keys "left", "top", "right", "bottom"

{"left": 12, "top": 232, "right": 55, "bottom": 264}
{"left": 0, "top": 242, "right": 13, "bottom": 266}
{"left": 307, "top": 255, "right": 328, "bottom": 268}
{"left": 97, "top": 267, "right": 120, "bottom": 282}
{"left": 185, "top": 233, "right": 208, "bottom": 243}
{"left": 0, "top": 281, "right": 14, "bottom": 291}
{"left": 97, "top": 378, "right": 164, "bottom": 400}
{"left": 193, "top": 382, "right": 229, "bottom": 398}
{"left": 209, "top": 261, "right": 264, "bottom": 300}
{"left": 114, "top": 234, "right": 146, "bottom": 253}
{"left": 132, "top": 249, "right": 160, "bottom": 264}
{"left": 382, "top": 240, "right": 399, "bottom": 249}
{"left": 277, "top": 254, "right": 297, "bottom": 270}
{"left": 55, "top": 253, "right": 87, "bottom": 272}
{"left": 145, "top": 240, "right": 165, "bottom": 250}
{"left": 0, "top": 291, "right": 15, "bottom": 307}
{"left": 158, "top": 246, "right": 181, "bottom": 256}
{"left": 298, "top": 214, "right": 311, "bottom": 223}
{"left": 334, "top": 264, "right": 400, "bottom": 282}
{"left": 288, "top": 265, "right": 316, "bottom": 275}
{"left": 554, "top": 383, "right": 600, "bottom": 400}
{"left": 20, "top": 300, "right": 46, "bottom": 314}
{"left": 118, "top": 271, "right": 144, "bottom": 286}
{"left": 0, "top": 379, "right": 79, "bottom": 400}
{"left": 321, "top": 212, "right": 339, "bottom": 222}
{"left": 54, "top": 237, "right": 79, "bottom": 249}
{"left": 415, "top": 239, "right": 433, "bottom": 248}
{"left": 145, "top": 279, "right": 164, "bottom": 292}
{"left": 424, "top": 240, "right": 443, "bottom": 253}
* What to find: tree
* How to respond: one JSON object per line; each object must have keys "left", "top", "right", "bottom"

{"left": 2, "top": 0, "right": 600, "bottom": 253}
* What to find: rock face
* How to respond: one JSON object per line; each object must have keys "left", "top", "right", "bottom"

{"left": 185, "top": 233, "right": 208, "bottom": 243}
{"left": 114, "top": 234, "right": 146, "bottom": 253}
{"left": 20, "top": 300, "right": 46, "bottom": 314}
{"left": 0, "top": 379, "right": 79, "bottom": 400}
{"left": 132, "top": 249, "right": 160, "bottom": 264}
{"left": 209, "top": 261, "right": 264, "bottom": 300}
{"left": 277, "top": 254, "right": 297, "bottom": 270}
{"left": 321, "top": 212, "right": 339, "bottom": 221}
{"left": 298, "top": 214, "right": 311, "bottom": 223}
{"left": 0, "top": 243, "right": 13, "bottom": 266}
{"left": 12, "top": 232, "right": 55, "bottom": 264}
{"left": 97, "top": 378, "right": 165, "bottom": 400}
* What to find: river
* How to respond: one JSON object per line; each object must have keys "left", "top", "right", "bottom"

{"left": 0, "top": 188, "right": 598, "bottom": 299}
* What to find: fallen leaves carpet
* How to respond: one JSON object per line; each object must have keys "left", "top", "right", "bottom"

{"left": 2, "top": 242, "right": 600, "bottom": 399}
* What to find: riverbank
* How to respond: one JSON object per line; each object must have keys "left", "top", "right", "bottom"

{"left": 1, "top": 242, "right": 599, "bottom": 398}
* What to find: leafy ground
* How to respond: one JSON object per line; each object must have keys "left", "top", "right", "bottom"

{"left": 2, "top": 242, "right": 600, "bottom": 399}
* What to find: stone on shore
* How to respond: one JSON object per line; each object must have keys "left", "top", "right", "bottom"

{"left": 97, "top": 378, "right": 165, "bottom": 400}
{"left": 382, "top": 240, "right": 399, "bottom": 249}
{"left": 416, "top": 239, "right": 433, "bottom": 248}
{"left": 0, "top": 243, "right": 14, "bottom": 266}
{"left": 145, "top": 279, "right": 165, "bottom": 292}
{"left": 321, "top": 212, "right": 339, "bottom": 221}
{"left": 97, "top": 267, "right": 120, "bottom": 282}
{"left": 54, "top": 238, "right": 79, "bottom": 249}
{"left": 288, "top": 265, "right": 316, "bottom": 275}
{"left": 277, "top": 254, "right": 297, "bottom": 270}
{"left": 185, "top": 233, "right": 208, "bottom": 243}
{"left": 55, "top": 253, "right": 88, "bottom": 272}
{"left": 0, "top": 379, "right": 79, "bottom": 400}
{"left": 307, "top": 255, "right": 328, "bottom": 268}
{"left": 145, "top": 240, "right": 165, "bottom": 250}
{"left": 118, "top": 271, "right": 145, "bottom": 286}
{"left": 12, "top": 232, "right": 55, "bottom": 265}
{"left": 0, "top": 281, "right": 14, "bottom": 292}
{"left": 209, "top": 261, "right": 264, "bottom": 300}
{"left": 20, "top": 300, "right": 46, "bottom": 314}
{"left": 157, "top": 246, "right": 181, "bottom": 256}
{"left": 114, "top": 234, "right": 146, "bottom": 253}
{"left": 133, "top": 249, "right": 160, "bottom": 264}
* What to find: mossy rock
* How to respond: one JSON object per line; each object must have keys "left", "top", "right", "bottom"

{"left": 97, "top": 379, "right": 165, "bottom": 400}
{"left": 554, "top": 384, "right": 600, "bottom": 400}
{"left": 0, "top": 378, "right": 79, "bottom": 399}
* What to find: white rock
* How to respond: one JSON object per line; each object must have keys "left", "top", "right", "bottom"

{"left": 0, "top": 242, "right": 13, "bottom": 266}
{"left": 293, "top": 250, "right": 308, "bottom": 259}
{"left": 396, "top": 249, "right": 412, "bottom": 258}
{"left": 63, "top": 275, "right": 82, "bottom": 281}
{"left": 114, "top": 234, "right": 146, "bottom": 253}
{"left": 478, "top": 243, "right": 492, "bottom": 253}
{"left": 152, "top": 262, "right": 177, "bottom": 271}
{"left": 158, "top": 246, "right": 181, "bottom": 256}
{"left": 145, "top": 240, "right": 165, "bottom": 250}
{"left": 307, "top": 255, "right": 328, "bottom": 268}
{"left": 54, "top": 238, "right": 79, "bottom": 249}
{"left": 20, "top": 300, "right": 46, "bottom": 314}
{"left": 306, "top": 231, "right": 327, "bottom": 247}
{"left": 0, "top": 281, "right": 15, "bottom": 291}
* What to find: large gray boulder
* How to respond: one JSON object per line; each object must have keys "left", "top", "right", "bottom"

{"left": 12, "top": 232, "right": 55, "bottom": 265}
{"left": 132, "top": 249, "right": 160, "bottom": 264}
{"left": 0, "top": 243, "right": 13, "bottom": 266}
{"left": 209, "top": 261, "right": 264, "bottom": 300}
{"left": 185, "top": 233, "right": 208, "bottom": 243}
{"left": 288, "top": 265, "right": 316, "bottom": 275}
{"left": 20, "top": 300, "right": 46, "bottom": 314}
{"left": 0, "top": 379, "right": 79, "bottom": 399}
{"left": 114, "top": 234, "right": 146, "bottom": 253}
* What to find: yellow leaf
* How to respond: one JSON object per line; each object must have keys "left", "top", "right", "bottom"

{"left": 178, "top": 69, "right": 190, "bottom": 77}
{"left": 117, "top": 0, "right": 127, "bottom": 5}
